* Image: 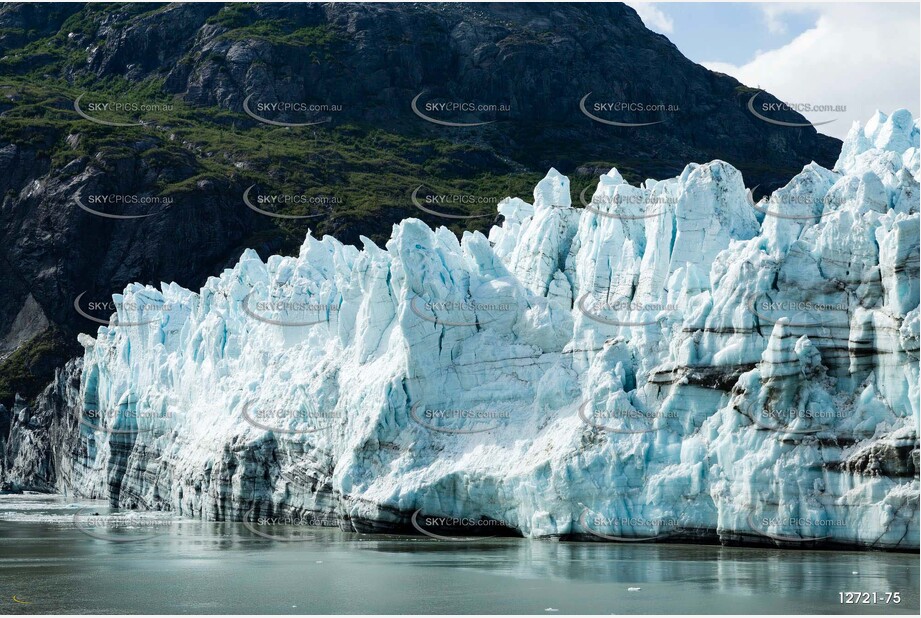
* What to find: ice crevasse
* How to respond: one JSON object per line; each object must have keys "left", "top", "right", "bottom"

{"left": 55, "top": 110, "right": 921, "bottom": 548}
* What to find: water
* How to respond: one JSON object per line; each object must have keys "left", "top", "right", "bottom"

{"left": 0, "top": 494, "right": 917, "bottom": 614}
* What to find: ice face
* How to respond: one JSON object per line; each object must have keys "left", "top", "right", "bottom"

{"left": 52, "top": 111, "right": 920, "bottom": 548}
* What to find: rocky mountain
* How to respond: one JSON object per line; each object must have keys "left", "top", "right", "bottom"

{"left": 0, "top": 4, "right": 840, "bottom": 427}
{"left": 2, "top": 108, "right": 917, "bottom": 549}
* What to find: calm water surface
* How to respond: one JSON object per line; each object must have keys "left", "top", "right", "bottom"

{"left": 0, "top": 494, "right": 917, "bottom": 614}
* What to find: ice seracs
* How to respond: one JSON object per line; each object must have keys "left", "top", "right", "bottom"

{"left": 7, "top": 111, "right": 918, "bottom": 549}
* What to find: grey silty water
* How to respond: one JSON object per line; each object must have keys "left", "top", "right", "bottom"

{"left": 0, "top": 495, "right": 917, "bottom": 614}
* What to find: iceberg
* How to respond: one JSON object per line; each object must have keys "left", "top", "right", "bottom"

{"left": 5, "top": 110, "right": 919, "bottom": 549}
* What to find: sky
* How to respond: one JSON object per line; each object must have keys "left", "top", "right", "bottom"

{"left": 625, "top": 2, "right": 920, "bottom": 139}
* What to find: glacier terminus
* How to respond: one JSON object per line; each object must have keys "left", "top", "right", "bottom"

{"left": 4, "top": 109, "right": 919, "bottom": 551}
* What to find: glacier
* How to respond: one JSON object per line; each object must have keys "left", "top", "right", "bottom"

{"left": 4, "top": 109, "right": 919, "bottom": 549}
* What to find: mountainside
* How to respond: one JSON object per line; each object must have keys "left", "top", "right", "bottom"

{"left": 0, "top": 2, "right": 842, "bottom": 407}
{"left": 3, "top": 109, "right": 917, "bottom": 550}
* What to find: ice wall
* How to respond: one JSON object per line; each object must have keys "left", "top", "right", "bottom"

{"left": 28, "top": 110, "right": 921, "bottom": 548}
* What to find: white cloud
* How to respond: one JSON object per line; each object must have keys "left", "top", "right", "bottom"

{"left": 701, "top": 3, "right": 919, "bottom": 139}
{"left": 760, "top": 2, "right": 817, "bottom": 35}
{"left": 626, "top": 2, "right": 674, "bottom": 34}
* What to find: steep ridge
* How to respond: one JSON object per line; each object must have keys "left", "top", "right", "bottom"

{"left": 3, "top": 110, "right": 918, "bottom": 550}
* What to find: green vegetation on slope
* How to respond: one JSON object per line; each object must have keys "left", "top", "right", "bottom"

{"left": 0, "top": 328, "right": 77, "bottom": 406}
